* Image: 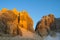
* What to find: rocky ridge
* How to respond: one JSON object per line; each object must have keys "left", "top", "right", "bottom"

{"left": 35, "top": 14, "right": 60, "bottom": 37}
{"left": 0, "top": 8, "right": 60, "bottom": 40}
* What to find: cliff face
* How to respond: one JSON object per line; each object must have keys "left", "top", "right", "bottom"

{"left": 0, "top": 8, "right": 34, "bottom": 37}
{"left": 18, "top": 11, "right": 35, "bottom": 37}
{"left": 0, "top": 10, "right": 20, "bottom": 36}
{"left": 19, "top": 11, "right": 34, "bottom": 32}
{"left": 35, "top": 14, "right": 55, "bottom": 37}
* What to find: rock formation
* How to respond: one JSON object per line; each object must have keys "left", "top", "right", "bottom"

{"left": 1, "top": 8, "right": 7, "bottom": 13}
{"left": 12, "top": 8, "right": 19, "bottom": 16}
{"left": 35, "top": 14, "right": 55, "bottom": 37}
{"left": 0, "top": 10, "right": 22, "bottom": 36}
{"left": 19, "top": 11, "right": 34, "bottom": 32}
{"left": 1, "top": 8, "right": 60, "bottom": 40}
{"left": 0, "top": 8, "right": 34, "bottom": 37}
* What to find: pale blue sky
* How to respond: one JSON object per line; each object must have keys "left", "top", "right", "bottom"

{"left": 0, "top": 0, "right": 60, "bottom": 29}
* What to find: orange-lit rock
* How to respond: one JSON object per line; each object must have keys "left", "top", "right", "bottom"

{"left": 0, "top": 9, "right": 34, "bottom": 37}
{"left": 12, "top": 8, "right": 19, "bottom": 16}
{"left": 19, "top": 11, "right": 27, "bottom": 29}
{"left": 19, "top": 10, "right": 34, "bottom": 32}
{"left": 27, "top": 16, "right": 34, "bottom": 32}
{"left": 1, "top": 8, "right": 7, "bottom": 13}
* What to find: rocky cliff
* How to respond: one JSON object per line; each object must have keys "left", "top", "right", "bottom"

{"left": 0, "top": 8, "right": 34, "bottom": 37}
{"left": 0, "top": 8, "right": 60, "bottom": 40}
{"left": 0, "top": 8, "right": 43, "bottom": 40}
{"left": 35, "top": 14, "right": 60, "bottom": 37}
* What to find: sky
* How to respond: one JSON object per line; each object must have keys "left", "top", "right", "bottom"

{"left": 0, "top": 0, "right": 60, "bottom": 29}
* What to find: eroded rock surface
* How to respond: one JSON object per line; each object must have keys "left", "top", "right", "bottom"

{"left": 35, "top": 14, "right": 55, "bottom": 37}
{"left": 0, "top": 9, "right": 34, "bottom": 37}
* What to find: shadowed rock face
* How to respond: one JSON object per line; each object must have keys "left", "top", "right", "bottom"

{"left": 50, "top": 18, "right": 60, "bottom": 32}
{"left": 55, "top": 18, "right": 60, "bottom": 32}
{"left": 35, "top": 14, "right": 55, "bottom": 37}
